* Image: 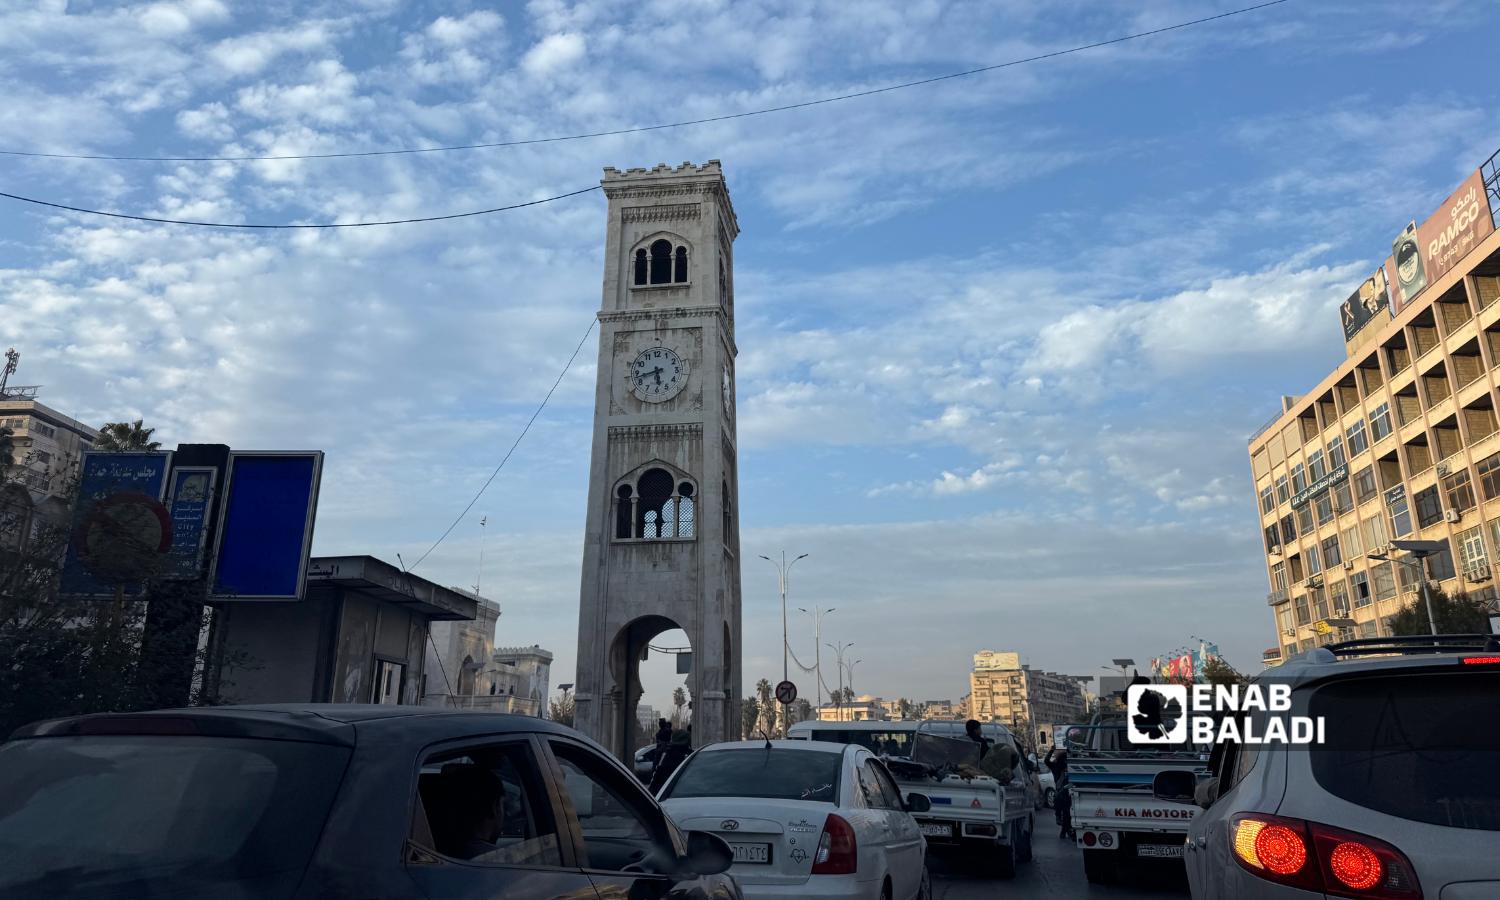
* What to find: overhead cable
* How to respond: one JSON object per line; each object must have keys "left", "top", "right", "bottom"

{"left": 0, "top": 185, "right": 601, "bottom": 229}
{"left": 407, "top": 317, "right": 598, "bottom": 572}
{"left": 0, "top": 1, "right": 1289, "bottom": 164}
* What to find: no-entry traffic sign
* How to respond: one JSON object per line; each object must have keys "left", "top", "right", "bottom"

{"left": 775, "top": 680, "right": 797, "bottom": 704}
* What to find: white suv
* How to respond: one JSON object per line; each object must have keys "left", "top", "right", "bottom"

{"left": 1184, "top": 634, "right": 1500, "bottom": 900}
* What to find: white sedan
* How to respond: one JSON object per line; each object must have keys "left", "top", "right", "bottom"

{"left": 658, "top": 740, "right": 931, "bottom": 900}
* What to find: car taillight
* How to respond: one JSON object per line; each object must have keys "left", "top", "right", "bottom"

{"left": 811, "top": 813, "right": 858, "bottom": 875}
{"left": 1230, "top": 814, "right": 1421, "bottom": 900}
{"left": 1461, "top": 656, "right": 1500, "bottom": 665}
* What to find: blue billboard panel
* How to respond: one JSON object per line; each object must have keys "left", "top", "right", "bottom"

{"left": 59, "top": 451, "right": 172, "bottom": 598}
{"left": 161, "top": 467, "right": 216, "bottom": 580}
{"left": 209, "top": 452, "right": 322, "bottom": 601}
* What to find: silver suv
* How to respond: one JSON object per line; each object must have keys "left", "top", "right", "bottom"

{"left": 1184, "top": 634, "right": 1500, "bottom": 900}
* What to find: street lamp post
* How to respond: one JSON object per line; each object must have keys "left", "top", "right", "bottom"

{"left": 828, "top": 640, "right": 854, "bottom": 721}
{"left": 760, "top": 551, "right": 808, "bottom": 737}
{"left": 798, "top": 605, "right": 836, "bottom": 708}
{"left": 1368, "top": 539, "right": 1446, "bottom": 636}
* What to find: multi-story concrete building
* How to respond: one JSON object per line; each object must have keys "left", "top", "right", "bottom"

{"left": 969, "top": 651, "right": 1087, "bottom": 739}
{"left": 1249, "top": 154, "right": 1500, "bottom": 660}
{"left": 817, "top": 694, "right": 890, "bottom": 722}
{"left": 421, "top": 589, "right": 553, "bottom": 716}
{"left": 1, "top": 387, "right": 98, "bottom": 506}
{"left": 921, "top": 699, "right": 962, "bottom": 720}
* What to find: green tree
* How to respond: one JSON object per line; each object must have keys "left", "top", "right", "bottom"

{"left": 1387, "top": 586, "right": 1491, "bottom": 636}
{"left": 95, "top": 418, "right": 161, "bottom": 452}
{"left": 1201, "top": 655, "right": 1249, "bottom": 685}
{"left": 549, "top": 690, "right": 576, "bottom": 727}
{"left": 671, "top": 686, "right": 688, "bottom": 728}
{"left": 0, "top": 425, "right": 13, "bottom": 470}
{"left": 755, "top": 678, "right": 774, "bottom": 733}
{"left": 741, "top": 695, "right": 761, "bottom": 738}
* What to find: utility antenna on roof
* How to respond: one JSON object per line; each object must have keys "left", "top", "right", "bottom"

{"left": 473, "top": 515, "right": 488, "bottom": 599}
{"left": 0, "top": 349, "right": 15, "bottom": 395}
{"left": 0, "top": 349, "right": 39, "bottom": 401}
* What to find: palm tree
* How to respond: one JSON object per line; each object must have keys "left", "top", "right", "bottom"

{"left": 755, "top": 678, "right": 775, "bottom": 733}
{"left": 671, "top": 686, "right": 688, "bottom": 729}
{"left": 95, "top": 419, "right": 161, "bottom": 452}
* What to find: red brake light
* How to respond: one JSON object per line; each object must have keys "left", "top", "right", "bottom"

{"left": 1255, "top": 824, "right": 1308, "bottom": 875}
{"left": 811, "top": 813, "right": 857, "bottom": 875}
{"left": 1231, "top": 815, "right": 1422, "bottom": 900}
{"left": 1329, "top": 841, "right": 1383, "bottom": 891}
{"left": 1461, "top": 656, "right": 1500, "bottom": 665}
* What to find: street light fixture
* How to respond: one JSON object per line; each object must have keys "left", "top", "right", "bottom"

{"left": 798, "top": 606, "right": 836, "bottom": 707}
{"left": 827, "top": 640, "right": 854, "bottom": 721}
{"left": 1368, "top": 539, "right": 1447, "bottom": 636}
{"left": 760, "top": 552, "right": 810, "bottom": 735}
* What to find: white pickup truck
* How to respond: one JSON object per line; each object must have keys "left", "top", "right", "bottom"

{"left": 877, "top": 721, "right": 1037, "bottom": 878}
{"left": 1062, "top": 720, "right": 1209, "bottom": 885}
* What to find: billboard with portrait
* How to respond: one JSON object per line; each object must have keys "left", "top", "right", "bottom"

{"left": 1340, "top": 261, "right": 1393, "bottom": 342}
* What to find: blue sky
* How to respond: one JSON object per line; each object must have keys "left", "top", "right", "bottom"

{"left": 3, "top": 0, "right": 1499, "bottom": 712}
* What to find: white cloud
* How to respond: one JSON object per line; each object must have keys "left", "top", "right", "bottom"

{"left": 209, "top": 23, "right": 334, "bottom": 76}
{"left": 428, "top": 11, "right": 504, "bottom": 45}
{"left": 521, "top": 32, "right": 586, "bottom": 76}
{"left": 138, "top": 0, "right": 228, "bottom": 37}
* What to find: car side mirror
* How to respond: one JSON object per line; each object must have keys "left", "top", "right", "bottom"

{"left": 1194, "top": 777, "right": 1221, "bottom": 810}
{"left": 679, "top": 830, "right": 733, "bottom": 876}
{"left": 1152, "top": 769, "right": 1197, "bottom": 803}
{"left": 905, "top": 792, "right": 932, "bottom": 813}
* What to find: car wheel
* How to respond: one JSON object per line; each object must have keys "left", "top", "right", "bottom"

{"left": 916, "top": 866, "right": 932, "bottom": 900}
{"left": 1044, "top": 787, "right": 1056, "bottom": 808}
{"left": 1018, "top": 815, "right": 1034, "bottom": 863}
{"left": 1082, "top": 848, "right": 1117, "bottom": 884}
{"left": 992, "top": 825, "right": 1018, "bottom": 879}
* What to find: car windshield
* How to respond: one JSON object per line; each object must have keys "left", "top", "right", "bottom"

{"left": 1307, "top": 669, "right": 1500, "bottom": 830}
{"left": 662, "top": 748, "right": 841, "bottom": 803}
{"left": 0, "top": 736, "right": 351, "bottom": 897}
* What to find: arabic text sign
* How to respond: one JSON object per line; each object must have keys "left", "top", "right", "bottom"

{"left": 1291, "top": 464, "right": 1349, "bottom": 510}
{"left": 161, "top": 467, "right": 216, "bottom": 580}
{"left": 59, "top": 452, "right": 172, "bottom": 597}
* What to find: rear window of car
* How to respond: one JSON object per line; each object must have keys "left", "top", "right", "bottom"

{"left": 1307, "top": 670, "right": 1500, "bottom": 830}
{"left": 661, "top": 748, "right": 842, "bottom": 803}
{"left": 0, "top": 735, "right": 351, "bottom": 896}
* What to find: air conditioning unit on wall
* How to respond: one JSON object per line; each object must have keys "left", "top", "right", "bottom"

{"left": 1436, "top": 462, "right": 1451, "bottom": 476}
{"left": 1343, "top": 560, "right": 1355, "bottom": 570}
{"left": 1445, "top": 509, "right": 1462, "bottom": 524}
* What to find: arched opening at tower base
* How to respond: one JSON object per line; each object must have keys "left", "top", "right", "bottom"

{"left": 609, "top": 615, "right": 693, "bottom": 762}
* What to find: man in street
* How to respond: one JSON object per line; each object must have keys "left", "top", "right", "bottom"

{"left": 965, "top": 719, "right": 993, "bottom": 758}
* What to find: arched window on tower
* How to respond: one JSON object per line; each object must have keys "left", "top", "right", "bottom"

{"left": 674, "top": 246, "right": 688, "bottom": 283}
{"left": 637, "top": 468, "right": 675, "bottom": 538}
{"left": 722, "top": 479, "right": 732, "bottom": 546}
{"left": 615, "top": 484, "right": 634, "bottom": 539}
{"left": 649, "top": 240, "right": 674, "bottom": 285}
{"left": 634, "top": 249, "right": 649, "bottom": 285}
{"left": 614, "top": 468, "right": 697, "bottom": 540}
{"left": 677, "top": 482, "right": 695, "bottom": 537}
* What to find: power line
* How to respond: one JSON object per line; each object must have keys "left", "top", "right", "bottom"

{"left": 407, "top": 316, "right": 598, "bottom": 572}
{"left": 0, "top": 1, "right": 1289, "bottom": 165}
{"left": 0, "top": 184, "right": 600, "bottom": 229}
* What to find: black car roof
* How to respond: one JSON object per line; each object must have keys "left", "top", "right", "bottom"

{"left": 9, "top": 704, "right": 579, "bottom": 747}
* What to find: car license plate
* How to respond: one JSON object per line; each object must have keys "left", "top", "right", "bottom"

{"left": 1137, "top": 843, "right": 1184, "bottom": 859}
{"left": 919, "top": 822, "right": 954, "bottom": 838}
{"left": 729, "top": 842, "right": 770, "bottom": 864}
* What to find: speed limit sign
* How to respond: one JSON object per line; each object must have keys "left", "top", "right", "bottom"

{"left": 775, "top": 680, "right": 797, "bottom": 704}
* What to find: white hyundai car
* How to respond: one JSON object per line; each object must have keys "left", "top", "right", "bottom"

{"left": 1184, "top": 634, "right": 1500, "bottom": 900}
{"left": 658, "top": 740, "right": 932, "bottom": 900}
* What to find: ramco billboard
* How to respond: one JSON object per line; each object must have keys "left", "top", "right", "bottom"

{"left": 1343, "top": 160, "right": 1497, "bottom": 343}
{"left": 1390, "top": 168, "right": 1495, "bottom": 315}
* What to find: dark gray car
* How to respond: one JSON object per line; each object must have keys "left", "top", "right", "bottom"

{"left": 0, "top": 704, "right": 740, "bottom": 899}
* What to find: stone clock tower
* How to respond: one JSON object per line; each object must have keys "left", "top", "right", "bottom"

{"left": 574, "top": 161, "right": 742, "bottom": 758}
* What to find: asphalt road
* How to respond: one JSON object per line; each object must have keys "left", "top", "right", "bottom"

{"left": 929, "top": 819, "right": 1190, "bottom": 900}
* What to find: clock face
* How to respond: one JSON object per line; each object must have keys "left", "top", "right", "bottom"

{"left": 629, "top": 346, "right": 688, "bottom": 402}
{"left": 722, "top": 365, "right": 733, "bottom": 414}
